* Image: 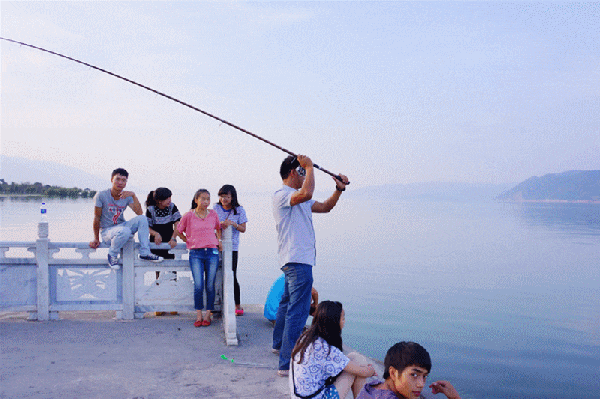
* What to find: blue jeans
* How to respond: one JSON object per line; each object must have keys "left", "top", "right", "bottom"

{"left": 272, "top": 263, "right": 313, "bottom": 371}
{"left": 101, "top": 215, "right": 151, "bottom": 258}
{"left": 189, "top": 248, "right": 219, "bottom": 311}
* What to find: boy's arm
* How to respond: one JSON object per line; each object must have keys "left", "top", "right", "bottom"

{"left": 429, "top": 381, "right": 461, "bottom": 399}
{"left": 124, "top": 192, "right": 143, "bottom": 215}
{"left": 89, "top": 206, "right": 103, "bottom": 248}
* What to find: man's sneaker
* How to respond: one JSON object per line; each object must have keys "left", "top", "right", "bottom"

{"left": 139, "top": 254, "right": 164, "bottom": 263}
{"left": 108, "top": 254, "right": 120, "bottom": 270}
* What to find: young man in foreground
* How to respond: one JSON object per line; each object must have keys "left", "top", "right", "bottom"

{"left": 357, "top": 342, "right": 461, "bottom": 399}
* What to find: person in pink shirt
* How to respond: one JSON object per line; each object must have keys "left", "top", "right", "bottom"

{"left": 178, "top": 189, "right": 222, "bottom": 327}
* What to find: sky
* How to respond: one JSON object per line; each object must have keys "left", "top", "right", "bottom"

{"left": 1, "top": 1, "right": 599, "bottom": 193}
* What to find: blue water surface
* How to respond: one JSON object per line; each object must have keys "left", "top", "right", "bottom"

{"left": 1, "top": 195, "right": 598, "bottom": 398}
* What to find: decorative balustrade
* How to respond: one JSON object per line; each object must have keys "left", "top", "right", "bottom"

{"left": 0, "top": 222, "right": 238, "bottom": 345}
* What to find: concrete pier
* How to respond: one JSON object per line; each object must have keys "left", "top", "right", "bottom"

{"left": 1, "top": 306, "right": 289, "bottom": 398}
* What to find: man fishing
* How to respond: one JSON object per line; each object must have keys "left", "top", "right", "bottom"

{"left": 271, "top": 155, "right": 349, "bottom": 376}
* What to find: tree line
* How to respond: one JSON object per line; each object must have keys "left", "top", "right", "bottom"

{"left": 0, "top": 180, "right": 96, "bottom": 198}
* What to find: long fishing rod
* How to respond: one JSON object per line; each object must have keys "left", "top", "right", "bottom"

{"left": 1, "top": 37, "right": 348, "bottom": 184}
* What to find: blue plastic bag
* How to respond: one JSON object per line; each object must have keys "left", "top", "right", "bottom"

{"left": 264, "top": 274, "right": 285, "bottom": 321}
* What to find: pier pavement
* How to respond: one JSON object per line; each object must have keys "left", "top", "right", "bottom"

{"left": 1, "top": 306, "right": 289, "bottom": 399}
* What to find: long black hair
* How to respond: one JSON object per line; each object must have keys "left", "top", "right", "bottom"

{"left": 145, "top": 187, "right": 172, "bottom": 207}
{"left": 217, "top": 184, "right": 241, "bottom": 215}
{"left": 291, "top": 301, "right": 343, "bottom": 363}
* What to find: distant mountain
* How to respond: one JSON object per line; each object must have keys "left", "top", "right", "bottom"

{"left": 0, "top": 155, "right": 106, "bottom": 190}
{"left": 497, "top": 170, "right": 600, "bottom": 202}
{"left": 348, "top": 182, "right": 512, "bottom": 202}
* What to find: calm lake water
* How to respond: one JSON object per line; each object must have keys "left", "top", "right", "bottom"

{"left": 1, "top": 193, "right": 599, "bottom": 398}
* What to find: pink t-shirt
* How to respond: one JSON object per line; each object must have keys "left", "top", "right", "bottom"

{"left": 178, "top": 210, "right": 220, "bottom": 249}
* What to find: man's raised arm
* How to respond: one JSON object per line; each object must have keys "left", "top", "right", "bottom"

{"left": 290, "top": 155, "right": 316, "bottom": 206}
{"left": 311, "top": 174, "right": 349, "bottom": 213}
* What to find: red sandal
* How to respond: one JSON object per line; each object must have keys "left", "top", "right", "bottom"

{"left": 194, "top": 320, "right": 203, "bottom": 328}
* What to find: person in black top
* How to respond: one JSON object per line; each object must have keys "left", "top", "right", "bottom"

{"left": 146, "top": 187, "right": 182, "bottom": 316}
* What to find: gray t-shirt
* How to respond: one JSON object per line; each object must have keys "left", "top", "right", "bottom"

{"left": 272, "top": 185, "right": 316, "bottom": 267}
{"left": 94, "top": 189, "right": 134, "bottom": 230}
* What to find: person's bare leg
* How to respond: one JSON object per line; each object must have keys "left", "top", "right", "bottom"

{"left": 342, "top": 352, "right": 373, "bottom": 398}
{"left": 334, "top": 370, "right": 355, "bottom": 399}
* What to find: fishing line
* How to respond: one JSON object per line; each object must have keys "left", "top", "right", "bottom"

{"left": 1, "top": 37, "right": 348, "bottom": 184}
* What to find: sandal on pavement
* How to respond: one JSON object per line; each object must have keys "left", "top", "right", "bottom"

{"left": 194, "top": 320, "right": 203, "bottom": 328}
{"left": 277, "top": 370, "right": 289, "bottom": 377}
{"left": 201, "top": 319, "right": 211, "bottom": 326}
{"left": 235, "top": 308, "right": 244, "bottom": 316}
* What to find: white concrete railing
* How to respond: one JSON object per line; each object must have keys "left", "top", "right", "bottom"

{"left": 0, "top": 222, "right": 238, "bottom": 345}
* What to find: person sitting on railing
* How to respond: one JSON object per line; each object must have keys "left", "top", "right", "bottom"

{"left": 146, "top": 187, "right": 183, "bottom": 316}
{"left": 89, "top": 168, "right": 163, "bottom": 269}
{"left": 356, "top": 342, "right": 462, "bottom": 399}
{"left": 177, "top": 189, "right": 222, "bottom": 327}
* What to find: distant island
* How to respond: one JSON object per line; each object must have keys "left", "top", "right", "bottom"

{"left": 0, "top": 179, "right": 97, "bottom": 198}
{"left": 497, "top": 170, "right": 600, "bottom": 203}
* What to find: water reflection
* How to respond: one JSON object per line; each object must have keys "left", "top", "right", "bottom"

{"left": 506, "top": 203, "right": 600, "bottom": 236}
{"left": 0, "top": 196, "right": 43, "bottom": 203}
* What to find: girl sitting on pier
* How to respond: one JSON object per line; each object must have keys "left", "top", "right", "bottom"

{"left": 290, "top": 300, "right": 377, "bottom": 399}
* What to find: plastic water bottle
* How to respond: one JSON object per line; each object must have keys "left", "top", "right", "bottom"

{"left": 39, "top": 202, "right": 49, "bottom": 238}
{"left": 40, "top": 202, "right": 48, "bottom": 222}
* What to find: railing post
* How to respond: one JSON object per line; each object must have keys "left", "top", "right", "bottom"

{"left": 121, "top": 238, "right": 135, "bottom": 320}
{"left": 35, "top": 221, "right": 50, "bottom": 321}
{"left": 221, "top": 227, "right": 238, "bottom": 345}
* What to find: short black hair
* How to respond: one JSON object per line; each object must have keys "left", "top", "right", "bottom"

{"left": 279, "top": 156, "right": 300, "bottom": 180}
{"left": 111, "top": 168, "right": 129, "bottom": 179}
{"left": 383, "top": 342, "right": 432, "bottom": 379}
